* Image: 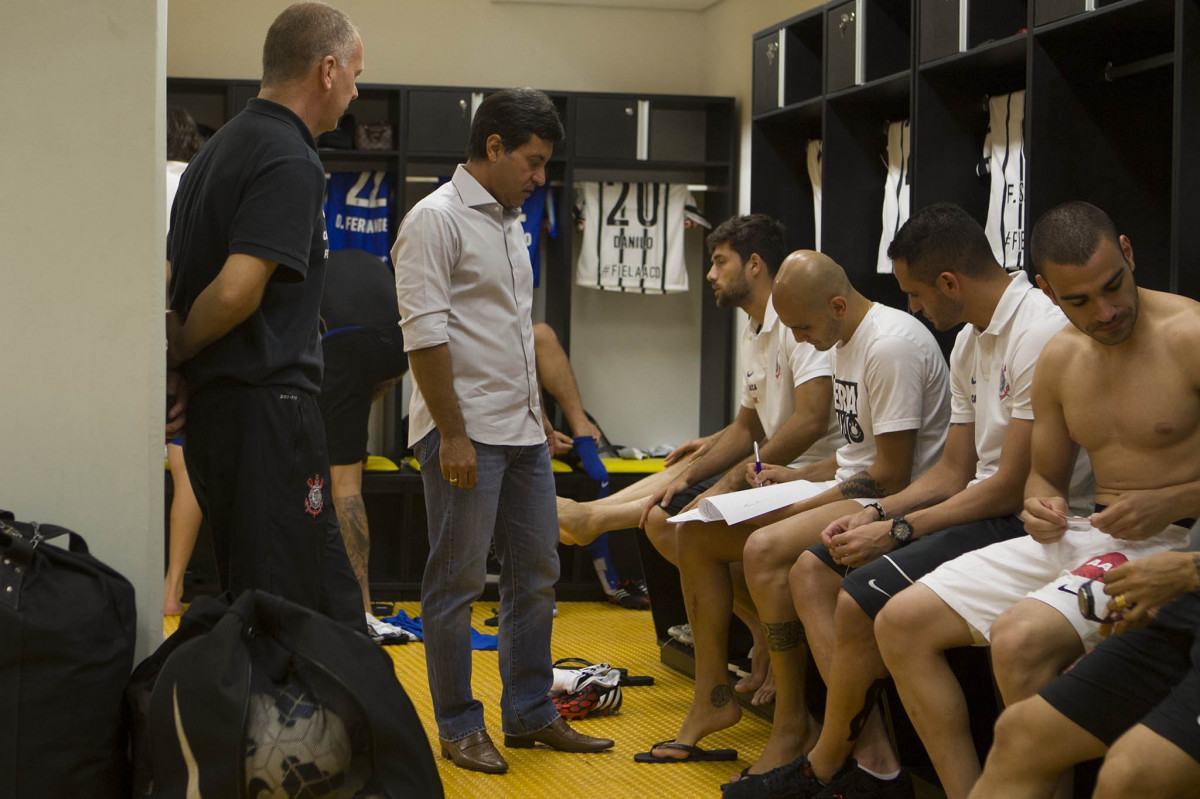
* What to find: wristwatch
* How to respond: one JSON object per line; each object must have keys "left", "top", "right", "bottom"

{"left": 889, "top": 516, "right": 914, "bottom": 545}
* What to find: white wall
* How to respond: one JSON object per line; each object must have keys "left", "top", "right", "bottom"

{"left": 1, "top": 1, "right": 167, "bottom": 658}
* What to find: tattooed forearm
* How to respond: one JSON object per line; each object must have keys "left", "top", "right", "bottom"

{"left": 334, "top": 494, "right": 371, "bottom": 599}
{"left": 710, "top": 684, "right": 733, "bottom": 708}
{"left": 839, "top": 471, "right": 889, "bottom": 499}
{"left": 761, "top": 620, "right": 805, "bottom": 652}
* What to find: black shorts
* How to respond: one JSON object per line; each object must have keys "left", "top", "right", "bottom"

{"left": 663, "top": 475, "right": 723, "bottom": 515}
{"left": 318, "top": 326, "right": 407, "bottom": 465}
{"left": 807, "top": 514, "right": 1026, "bottom": 619}
{"left": 185, "top": 385, "right": 363, "bottom": 630}
{"left": 1040, "top": 592, "right": 1200, "bottom": 762}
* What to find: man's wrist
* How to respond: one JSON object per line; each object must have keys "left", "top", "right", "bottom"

{"left": 866, "top": 502, "right": 886, "bottom": 521}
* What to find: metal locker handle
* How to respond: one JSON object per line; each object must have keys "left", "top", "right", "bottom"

{"left": 839, "top": 11, "right": 855, "bottom": 38}
{"left": 459, "top": 98, "right": 467, "bottom": 118}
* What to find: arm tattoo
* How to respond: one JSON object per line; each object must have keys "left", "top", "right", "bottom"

{"left": 333, "top": 494, "right": 371, "bottom": 598}
{"left": 710, "top": 684, "right": 733, "bottom": 708}
{"left": 839, "top": 471, "right": 889, "bottom": 499}
{"left": 761, "top": 620, "right": 805, "bottom": 652}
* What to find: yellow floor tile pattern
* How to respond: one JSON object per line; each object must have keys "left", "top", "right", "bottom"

{"left": 168, "top": 601, "right": 773, "bottom": 798}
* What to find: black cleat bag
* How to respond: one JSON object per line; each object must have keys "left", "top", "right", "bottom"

{"left": 0, "top": 510, "right": 137, "bottom": 798}
{"left": 127, "top": 588, "right": 442, "bottom": 798}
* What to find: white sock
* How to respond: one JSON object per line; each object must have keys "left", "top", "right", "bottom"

{"left": 857, "top": 764, "right": 901, "bottom": 781}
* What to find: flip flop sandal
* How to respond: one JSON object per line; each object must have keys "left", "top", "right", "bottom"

{"left": 633, "top": 740, "right": 738, "bottom": 763}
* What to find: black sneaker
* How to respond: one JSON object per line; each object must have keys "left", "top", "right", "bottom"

{"left": 814, "top": 760, "right": 914, "bottom": 799}
{"left": 607, "top": 579, "right": 650, "bottom": 610}
{"left": 722, "top": 754, "right": 826, "bottom": 799}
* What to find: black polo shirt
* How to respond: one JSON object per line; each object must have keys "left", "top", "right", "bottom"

{"left": 168, "top": 98, "right": 328, "bottom": 395}
{"left": 321, "top": 248, "right": 401, "bottom": 332}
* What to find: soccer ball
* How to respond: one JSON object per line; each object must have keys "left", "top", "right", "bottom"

{"left": 244, "top": 685, "right": 356, "bottom": 799}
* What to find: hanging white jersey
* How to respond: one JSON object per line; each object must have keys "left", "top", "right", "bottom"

{"left": 574, "top": 182, "right": 709, "bottom": 294}
{"left": 807, "top": 140, "right": 823, "bottom": 250}
{"left": 985, "top": 91, "right": 1026, "bottom": 271}
{"left": 877, "top": 120, "right": 911, "bottom": 274}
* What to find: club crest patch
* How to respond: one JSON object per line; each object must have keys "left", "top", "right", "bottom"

{"left": 998, "top": 363, "right": 1011, "bottom": 401}
{"left": 304, "top": 474, "right": 325, "bottom": 517}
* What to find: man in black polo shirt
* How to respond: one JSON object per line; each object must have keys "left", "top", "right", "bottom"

{"left": 317, "top": 248, "right": 408, "bottom": 629}
{"left": 166, "top": 2, "right": 364, "bottom": 628}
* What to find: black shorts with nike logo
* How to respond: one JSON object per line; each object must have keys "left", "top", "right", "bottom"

{"left": 807, "top": 514, "right": 1026, "bottom": 619}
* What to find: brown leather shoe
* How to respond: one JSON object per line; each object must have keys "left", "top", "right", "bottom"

{"left": 504, "top": 716, "right": 615, "bottom": 752}
{"left": 439, "top": 730, "right": 509, "bottom": 773}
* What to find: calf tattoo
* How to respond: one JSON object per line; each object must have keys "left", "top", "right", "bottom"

{"left": 710, "top": 684, "right": 733, "bottom": 708}
{"left": 839, "top": 471, "right": 888, "bottom": 499}
{"left": 761, "top": 620, "right": 805, "bottom": 652}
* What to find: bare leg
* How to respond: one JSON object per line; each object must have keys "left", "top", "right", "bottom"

{"left": 557, "top": 495, "right": 652, "bottom": 545}
{"left": 876, "top": 585, "right": 981, "bottom": 799}
{"left": 533, "top": 322, "right": 596, "bottom": 440}
{"left": 1093, "top": 724, "right": 1200, "bottom": 799}
{"left": 989, "top": 598, "right": 1085, "bottom": 705}
{"left": 164, "top": 442, "right": 202, "bottom": 616}
{"left": 969, "top": 696, "right": 1106, "bottom": 799}
{"left": 742, "top": 502, "right": 857, "bottom": 772}
{"left": 730, "top": 563, "right": 774, "bottom": 703}
{"left": 646, "top": 518, "right": 754, "bottom": 759}
{"left": 330, "top": 462, "right": 371, "bottom": 614}
{"left": 644, "top": 504, "right": 682, "bottom": 564}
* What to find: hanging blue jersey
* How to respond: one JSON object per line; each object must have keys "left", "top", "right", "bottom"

{"left": 324, "top": 170, "right": 393, "bottom": 262}
{"left": 519, "top": 185, "right": 556, "bottom": 287}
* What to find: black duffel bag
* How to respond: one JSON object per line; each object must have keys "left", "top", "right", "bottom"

{"left": 0, "top": 509, "right": 137, "bottom": 798}
{"left": 128, "top": 589, "right": 443, "bottom": 798}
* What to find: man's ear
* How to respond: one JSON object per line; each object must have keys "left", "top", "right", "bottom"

{"left": 1035, "top": 274, "right": 1059, "bottom": 305}
{"left": 937, "top": 271, "right": 962, "bottom": 298}
{"left": 829, "top": 296, "right": 848, "bottom": 317}
{"left": 319, "top": 55, "right": 337, "bottom": 90}
{"left": 485, "top": 133, "right": 504, "bottom": 163}
{"left": 1119, "top": 234, "right": 1136, "bottom": 273}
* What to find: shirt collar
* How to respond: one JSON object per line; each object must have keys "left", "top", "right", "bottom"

{"left": 452, "top": 164, "right": 505, "bottom": 208}
{"left": 980, "top": 270, "right": 1037, "bottom": 337}
{"left": 245, "top": 98, "right": 317, "bottom": 150}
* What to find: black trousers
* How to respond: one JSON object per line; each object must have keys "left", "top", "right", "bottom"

{"left": 184, "top": 384, "right": 364, "bottom": 632}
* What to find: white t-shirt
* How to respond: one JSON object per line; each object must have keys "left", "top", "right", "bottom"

{"left": 950, "top": 272, "right": 1065, "bottom": 484}
{"left": 740, "top": 298, "right": 842, "bottom": 466}
{"left": 830, "top": 304, "right": 950, "bottom": 482}
{"left": 574, "top": 181, "right": 708, "bottom": 294}
{"left": 876, "top": 120, "right": 912, "bottom": 274}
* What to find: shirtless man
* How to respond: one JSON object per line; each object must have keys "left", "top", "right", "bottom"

{"left": 646, "top": 252, "right": 949, "bottom": 772}
{"left": 875, "top": 201, "right": 1200, "bottom": 798}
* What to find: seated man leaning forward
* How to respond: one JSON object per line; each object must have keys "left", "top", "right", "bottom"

{"left": 561, "top": 214, "right": 843, "bottom": 696}
{"left": 725, "top": 202, "right": 1091, "bottom": 798}
{"left": 970, "top": 547, "right": 1200, "bottom": 799}
{"left": 874, "top": 201, "right": 1200, "bottom": 799}
{"left": 639, "top": 252, "right": 950, "bottom": 770}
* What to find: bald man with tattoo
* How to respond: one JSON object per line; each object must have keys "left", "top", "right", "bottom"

{"left": 641, "top": 252, "right": 950, "bottom": 778}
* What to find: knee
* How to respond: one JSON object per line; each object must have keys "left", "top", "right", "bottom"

{"left": 989, "top": 608, "right": 1070, "bottom": 695}
{"left": 988, "top": 698, "right": 1053, "bottom": 766}
{"left": 1093, "top": 742, "right": 1158, "bottom": 799}
{"left": 645, "top": 518, "right": 678, "bottom": 564}
{"left": 789, "top": 552, "right": 832, "bottom": 610}
{"left": 833, "top": 588, "right": 872, "bottom": 637}
{"left": 873, "top": 590, "right": 929, "bottom": 658}
{"left": 743, "top": 528, "right": 788, "bottom": 584}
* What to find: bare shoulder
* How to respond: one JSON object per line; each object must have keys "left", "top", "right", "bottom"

{"left": 1148, "top": 289, "right": 1200, "bottom": 343}
{"left": 1035, "top": 323, "right": 1085, "bottom": 370}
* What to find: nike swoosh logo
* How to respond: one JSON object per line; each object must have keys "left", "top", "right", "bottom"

{"left": 867, "top": 579, "right": 892, "bottom": 598}
{"left": 173, "top": 684, "right": 202, "bottom": 798}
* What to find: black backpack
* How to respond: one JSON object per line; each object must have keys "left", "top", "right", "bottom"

{"left": 0, "top": 510, "right": 137, "bottom": 798}
{"left": 127, "top": 589, "right": 442, "bottom": 798}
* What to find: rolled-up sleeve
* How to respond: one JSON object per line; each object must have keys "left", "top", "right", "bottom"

{"left": 392, "top": 206, "right": 459, "bottom": 351}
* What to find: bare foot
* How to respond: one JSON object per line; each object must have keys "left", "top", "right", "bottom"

{"left": 556, "top": 496, "right": 597, "bottom": 546}
{"left": 648, "top": 684, "right": 743, "bottom": 760}
{"left": 751, "top": 660, "right": 776, "bottom": 706}
{"left": 734, "top": 643, "right": 769, "bottom": 695}
{"left": 738, "top": 714, "right": 821, "bottom": 777}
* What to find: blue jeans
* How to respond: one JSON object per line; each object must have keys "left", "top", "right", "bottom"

{"left": 414, "top": 429, "right": 561, "bottom": 741}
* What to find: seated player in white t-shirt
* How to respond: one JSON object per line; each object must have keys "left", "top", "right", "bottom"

{"left": 637, "top": 252, "right": 951, "bottom": 769}
{"left": 875, "top": 201, "right": 1200, "bottom": 799}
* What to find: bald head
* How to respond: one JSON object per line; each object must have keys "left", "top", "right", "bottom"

{"left": 773, "top": 251, "right": 862, "bottom": 351}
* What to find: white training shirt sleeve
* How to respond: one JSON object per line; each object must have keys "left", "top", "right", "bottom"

{"left": 862, "top": 333, "right": 933, "bottom": 435}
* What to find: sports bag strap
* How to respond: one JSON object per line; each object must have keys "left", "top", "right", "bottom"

{"left": 0, "top": 517, "right": 90, "bottom": 610}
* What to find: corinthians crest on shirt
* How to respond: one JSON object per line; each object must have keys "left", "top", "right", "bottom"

{"left": 305, "top": 474, "right": 326, "bottom": 517}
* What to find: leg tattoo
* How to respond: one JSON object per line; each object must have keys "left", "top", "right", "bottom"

{"left": 710, "top": 684, "right": 733, "bottom": 708}
{"left": 334, "top": 494, "right": 371, "bottom": 596}
{"left": 761, "top": 619, "right": 806, "bottom": 652}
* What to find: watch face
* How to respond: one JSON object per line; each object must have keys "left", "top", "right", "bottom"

{"left": 891, "top": 517, "right": 913, "bottom": 543}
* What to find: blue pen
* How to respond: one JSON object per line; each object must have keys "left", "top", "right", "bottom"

{"left": 754, "top": 441, "right": 762, "bottom": 479}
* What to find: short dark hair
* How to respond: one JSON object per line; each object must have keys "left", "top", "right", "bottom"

{"left": 706, "top": 214, "right": 787, "bottom": 276}
{"left": 261, "top": 2, "right": 358, "bottom": 88}
{"left": 1029, "top": 201, "right": 1120, "bottom": 274}
{"left": 466, "top": 88, "right": 565, "bottom": 160}
{"left": 886, "top": 202, "right": 999, "bottom": 284}
{"left": 166, "top": 107, "right": 204, "bottom": 162}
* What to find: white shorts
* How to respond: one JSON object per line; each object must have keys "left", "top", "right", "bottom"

{"left": 918, "top": 523, "right": 1192, "bottom": 649}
